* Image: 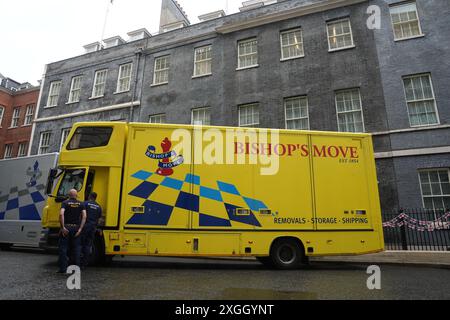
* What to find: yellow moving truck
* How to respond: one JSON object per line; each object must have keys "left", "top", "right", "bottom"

{"left": 40, "top": 122, "right": 384, "bottom": 269}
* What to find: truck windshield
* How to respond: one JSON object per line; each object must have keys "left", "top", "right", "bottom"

{"left": 67, "top": 127, "right": 113, "bottom": 150}
{"left": 57, "top": 169, "right": 86, "bottom": 197}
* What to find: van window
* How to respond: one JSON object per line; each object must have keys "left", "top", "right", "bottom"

{"left": 57, "top": 169, "right": 86, "bottom": 197}
{"left": 67, "top": 127, "right": 113, "bottom": 150}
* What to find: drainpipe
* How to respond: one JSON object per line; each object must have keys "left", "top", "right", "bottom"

{"left": 129, "top": 47, "right": 143, "bottom": 122}
{"left": 28, "top": 64, "right": 47, "bottom": 156}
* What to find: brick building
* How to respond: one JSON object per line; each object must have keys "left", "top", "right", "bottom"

{"left": 30, "top": 0, "right": 450, "bottom": 212}
{"left": 0, "top": 75, "right": 39, "bottom": 159}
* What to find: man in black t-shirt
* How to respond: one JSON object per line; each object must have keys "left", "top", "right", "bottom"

{"left": 58, "top": 189, "right": 87, "bottom": 273}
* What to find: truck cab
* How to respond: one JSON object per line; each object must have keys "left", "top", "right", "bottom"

{"left": 40, "top": 123, "right": 127, "bottom": 261}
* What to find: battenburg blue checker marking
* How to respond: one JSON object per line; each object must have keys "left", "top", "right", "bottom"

{"left": 127, "top": 200, "right": 173, "bottom": 226}
{"left": 185, "top": 174, "right": 200, "bottom": 185}
{"left": 200, "top": 186, "right": 223, "bottom": 202}
{"left": 6, "top": 198, "right": 19, "bottom": 211}
{"left": 175, "top": 192, "right": 199, "bottom": 212}
{"left": 30, "top": 191, "right": 45, "bottom": 204}
{"left": 217, "top": 181, "right": 240, "bottom": 196}
{"left": 132, "top": 170, "right": 153, "bottom": 181}
{"left": 161, "top": 177, "right": 184, "bottom": 190}
{"left": 129, "top": 181, "right": 158, "bottom": 199}
{"left": 243, "top": 197, "right": 267, "bottom": 211}
{"left": 199, "top": 213, "right": 232, "bottom": 227}
{"left": 0, "top": 212, "right": 5, "bottom": 220}
{"left": 128, "top": 171, "right": 265, "bottom": 228}
{"left": 224, "top": 203, "right": 262, "bottom": 227}
{"left": 19, "top": 204, "right": 41, "bottom": 221}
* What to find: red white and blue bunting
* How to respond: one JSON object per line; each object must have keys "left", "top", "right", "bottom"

{"left": 383, "top": 212, "right": 450, "bottom": 231}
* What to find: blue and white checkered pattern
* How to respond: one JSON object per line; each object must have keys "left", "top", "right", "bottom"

{"left": 127, "top": 170, "right": 268, "bottom": 227}
{"left": 0, "top": 184, "right": 46, "bottom": 221}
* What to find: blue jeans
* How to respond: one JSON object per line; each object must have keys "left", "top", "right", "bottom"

{"left": 58, "top": 226, "right": 81, "bottom": 272}
{"left": 81, "top": 224, "right": 96, "bottom": 267}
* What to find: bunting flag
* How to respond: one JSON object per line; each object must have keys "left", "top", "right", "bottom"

{"left": 382, "top": 211, "right": 450, "bottom": 232}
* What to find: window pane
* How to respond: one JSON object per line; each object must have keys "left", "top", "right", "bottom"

{"left": 68, "top": 127, "right": 113, "bottom": 150}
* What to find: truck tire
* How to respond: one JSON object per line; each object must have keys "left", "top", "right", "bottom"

{"left": 270, "top": 238, "right": 304, "bottom": 270}
{"left": 90, "top": 234, "right": 114, "bottom": 266}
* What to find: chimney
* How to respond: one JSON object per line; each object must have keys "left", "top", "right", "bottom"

{"left": 239, "top": 0, "right": 278, "bottom": 12}
{"left": 83, "top": 41, "right": 103, "bottom": 53}
{"left": 198, "top": 10, "right": 226, "bottom": 22}
{"left": 159, "top": 0, "right": 190, "bottom": 33}
{"left": 127, "top": 28, "right": 152, "bottom": 42}
{"left": 103, "top": 36, "right": 126, "bottom": 48}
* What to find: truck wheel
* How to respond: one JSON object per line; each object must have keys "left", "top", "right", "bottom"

{"left": 90, "top": 235, "right": 114, "bottom": 266}
{"left": 89, "top": 235, "right": 105, "bottom": 266}
{"left": 270, "top": 239, "right": 304, "bottom": 270}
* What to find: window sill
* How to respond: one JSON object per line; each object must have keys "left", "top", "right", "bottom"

{"left": 21, "top": 124, "right": 32, "bottom": 127}
{"left": 43, "top": 105, "right": 57, "bottom": 109}
{"left": 328, "top": 45, "right": 356, "bottom": 53}
{"left": 192, "top": 73, "right": 212, "bottom": 79}
{"left": 236, "top": 64, "right": 259, "bottom": 71}
{"left": 113, "top": 90, "right": 130, "bottom": 95}
{"left": 151, "top": 82, "right": 169, "bottom": 87}
{"left": 394, "top": 34, "right": 425, "bottom": 42}
{"left": 280, "top": 55, "right": 305, "bottom": 62}
{"left": 89, "top": 95, "right": 104, "bottom": 100}
{"left": 66, "top": 101, "right": 79, "bottom": 105}
{"left": 409, "top": 122, "right": 441, "bottom": 129}
{"left": 8, "top": 126, "right": 18, "bottom": 130}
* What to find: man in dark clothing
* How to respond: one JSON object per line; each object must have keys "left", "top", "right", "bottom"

{"left": 58, "top": 189, "right": 87, "bottom": 273}
{"left": 81, "top": 192, "right": 103, "bottom": 268}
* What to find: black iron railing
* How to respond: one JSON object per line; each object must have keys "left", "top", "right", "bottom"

{"left": 382, "top": 208, "right": 450, "bottom": 251}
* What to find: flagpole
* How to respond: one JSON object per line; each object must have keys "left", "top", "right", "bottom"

{"left": 100, "top": 0, "right": 113, "bottom": 46}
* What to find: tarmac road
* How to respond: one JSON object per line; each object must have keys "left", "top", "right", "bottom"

{"left": 0, "top": 248, "right": 449, "bottom": 300}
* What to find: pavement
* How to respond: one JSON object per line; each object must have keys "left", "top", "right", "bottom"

{"left": 310, "top": 251, "right": 450, "bottom": 268}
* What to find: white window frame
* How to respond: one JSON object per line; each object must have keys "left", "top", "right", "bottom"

{"left": 0, "top": 106, "right": 4, "bottom": 128}
{"left": 237, "top": 38, "right": 259, "bottom": 70}
{"left": 327, "top": 18, "right": 355, "bottom": 52}
{"left": 418, "top": 169, "right": 450, "bottom": 211}
{"left": 10, "top": 107, "right": 20, "bottom": 128}
{"left": 280, "top": 28, "right": 305, "bottom": 61}
{"left": 91, "top": 69, "right": 108, "bottom": 98}
{"left": 335, "top": 88, "right": 366, "bottom": 133}
{"left": 68, "top": 76, "right": 82, "bottom": 103}
{"left": 193, "top": 45, "right": 212, "bottom": 78}
{"left": 191, "top": 107, "right": 211, "bottom": 126}
{"left": 238, "top": 103, "right": 260, "bottom": 127}
{"left": 390, "top": 1, "right": 424, "bottom": 41}
{"left": 24, "top": 105, "right": 34, "bottom": 126}
{"left": 152, "top": 56, "right": 170, "bottom": 86}
{"left": 3, "top": 144, "right": 13, "bottom": 159}
{"left": 284, "top": 96, "right": 310, "bottom": 130}
{"left": 149, "top": 114, "right": 166, "bottom": 124}
{"left": 38, "top": 131, "right": 52, "bottom": 155}
{"left": 18, "top": 142, "right": 28, "bottom": 157}
{"left": 402, "top": 73, "right": 440, "bottom": 128}
{"left": 60, "top": 128, "right": 71, "bottom": 151}
{"left": 46, "top": 81, "right": 62, "bottom": 107}
{"left": 116, "top": 63, "right": 133, "bottom": 93}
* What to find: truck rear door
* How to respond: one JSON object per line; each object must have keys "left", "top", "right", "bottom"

{"left": 311, "top": 135, "right": 373, "bottom": 231}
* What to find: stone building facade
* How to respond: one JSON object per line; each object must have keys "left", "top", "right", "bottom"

{"left": 30, "top": 0, "right": 450, "bottom": 212}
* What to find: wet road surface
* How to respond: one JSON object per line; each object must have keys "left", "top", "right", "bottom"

{"left": 0, "top": 248, "right": 449, "bottom": 300}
